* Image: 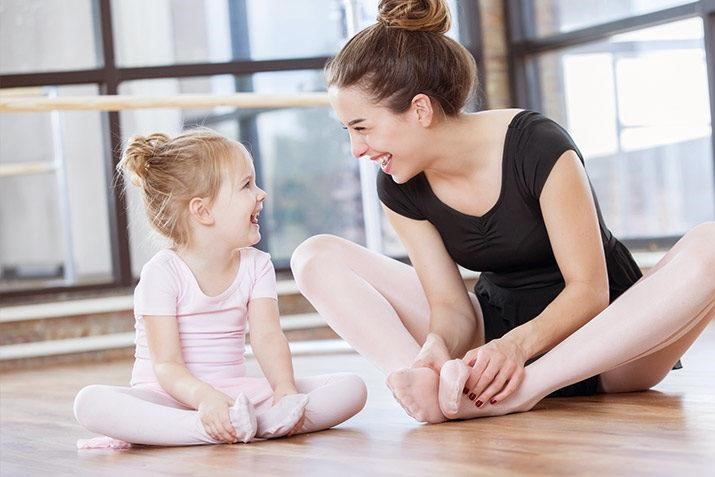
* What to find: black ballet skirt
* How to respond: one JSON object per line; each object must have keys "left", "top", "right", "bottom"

{"left": 377, "top": 110, "right": 681, "bottom": 397}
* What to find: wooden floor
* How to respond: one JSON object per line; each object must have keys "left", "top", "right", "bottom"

{"left": 1, "top": 322, "right": 714, "bottom": 477}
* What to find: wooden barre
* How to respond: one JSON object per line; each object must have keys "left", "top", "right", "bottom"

{"left": 0, "top": 161, "right": 55, "bottom": 178}
{"left": 0, "top": 93, "right": 331, "bottom": 112}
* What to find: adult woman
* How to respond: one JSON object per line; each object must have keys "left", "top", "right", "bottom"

{"left": 291, "top": 0, "right": 715, "bottom": 423}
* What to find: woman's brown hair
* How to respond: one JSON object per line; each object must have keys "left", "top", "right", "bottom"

{"left": 116, "top": 129, "right": 242, "bottom": 246}
{"left": 325, "top": 0, "right": 477, "bottom": 116}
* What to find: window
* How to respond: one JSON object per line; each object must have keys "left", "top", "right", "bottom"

{"left": 0, "top": 0, "right": 482, "bottom": 297}
{"left": 509, "top": 0, "right": 714, "bottom": 246}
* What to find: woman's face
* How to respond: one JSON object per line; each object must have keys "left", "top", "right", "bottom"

{"left": 329, "top": 86, "right": 429, "bottom": 184}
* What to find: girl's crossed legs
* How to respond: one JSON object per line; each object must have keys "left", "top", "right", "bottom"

{"left": 73, "top": 373, "right": 367, "bottom": 447}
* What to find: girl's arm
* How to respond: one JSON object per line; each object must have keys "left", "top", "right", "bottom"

{"left": 144, "top": 315, "right": 238, "bottom": 443}
{"left": 247, "top": 297, "right": 299, "bottom": 402}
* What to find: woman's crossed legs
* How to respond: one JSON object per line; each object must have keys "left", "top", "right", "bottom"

{"left": 292, "top": 223, "right": 715, "bottom": 423}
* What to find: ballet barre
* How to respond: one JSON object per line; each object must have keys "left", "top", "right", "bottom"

{"left": 0, "top": 92, "right": 331, "bottom": 112}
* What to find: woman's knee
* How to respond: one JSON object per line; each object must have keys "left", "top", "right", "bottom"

{"left": 290, "top": 234, "right": 352, "bottom": 283}
{"left": 682, "top": 222, "right": 715, "bottom": 278}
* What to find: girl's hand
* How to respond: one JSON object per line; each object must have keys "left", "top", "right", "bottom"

{"left": 272, "top": 383, "right": 305, "bottom": 436}
{"left": 462, "top": 337, "right": 528, "bottom": 406}
{"left": 197, "top": 392, "right": 238, "bottom": 443}
{"left": 411, "top": 333, "right": 452, "bottom": 373}
{"left": 272, "top": 383, "right": 299, "bottom": 405}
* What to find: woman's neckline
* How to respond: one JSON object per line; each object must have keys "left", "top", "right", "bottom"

{"left": 420, "top": 109, "right": 529, "bottom": 221}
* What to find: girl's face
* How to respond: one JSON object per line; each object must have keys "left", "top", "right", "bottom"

{"left": 208, "top": 145, "right": 267, "bottom": 249}
{"left": 329, "top": 86, "right": 430, "bottom": 184}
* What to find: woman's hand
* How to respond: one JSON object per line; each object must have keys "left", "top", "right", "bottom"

{"left": 462, "top": 337, "right": 528, "bottom": 406}
{"left": 197, "top": 391, "right": 238, "bottom": 443}
{"left": 411, "top": 332, "right": 452, "bottom": 373}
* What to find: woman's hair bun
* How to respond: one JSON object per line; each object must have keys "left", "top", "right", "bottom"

{"left": 377, "top": 0, "right": 451, "bottom": 33}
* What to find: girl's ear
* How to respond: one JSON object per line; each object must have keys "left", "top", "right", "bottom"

{"left": 411, "top": 93, "right": 434, "bottom": 127}
{"left": 188, "top": 197, "right": 214, "bottom": 226}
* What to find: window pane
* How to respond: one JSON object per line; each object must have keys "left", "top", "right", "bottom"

{"left": 527, "top": 0, "right": 695, "bottom": 37}
{"left": 0, "top": 0, "right": 100, "bottom": 74}
{"left": 110, "top": 0, "right": 344, "bottom": 67}
{"left": 119, "top": 71, "right": 364, "bottom": 274}
{"left": 534, "top": 18, "right": 713, "bottom": 239}
{"left": 0, "top": 85, "right": 113, "bottom": 291}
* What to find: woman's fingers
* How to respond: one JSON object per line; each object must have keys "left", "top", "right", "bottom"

{"left": 468, "top": 361, "right": 501, "bottom": 405}
{"left": 474, "top": 365, "right": 513, "bottom": 406}
{"left": 489, "top": 367, "right": 525, "bottom": 404}
{"left": 463, "top": 353, "right": 489, "bottom": 400}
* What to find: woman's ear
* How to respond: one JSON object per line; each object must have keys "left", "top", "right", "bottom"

{"left": 411, "top": 93, "right": 434, "bottom": 127}
{"left": 188, "top": 197, "right": 214, "bottom": 226}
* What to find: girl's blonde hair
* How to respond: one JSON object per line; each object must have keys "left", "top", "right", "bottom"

{"left": 117, "top": 128, "right": 242, "bottom": 246}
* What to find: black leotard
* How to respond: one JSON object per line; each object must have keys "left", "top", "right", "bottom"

{"left": 377, "top": 110, "right": 649, "bottom": 396}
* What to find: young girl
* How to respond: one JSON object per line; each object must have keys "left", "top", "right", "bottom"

{"left": 73, "top": 129, "right": 367, "bottom": 448}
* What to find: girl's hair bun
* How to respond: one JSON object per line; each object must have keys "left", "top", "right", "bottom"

{"left": 118, "top": 133, "right": 171, "bottom": 185}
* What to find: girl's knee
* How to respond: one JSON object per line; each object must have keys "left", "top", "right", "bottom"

{"left": 73, "top": 385, "right": 108, "bottom": 428}
{"left": 340, "top": 374, "right": 368, "bottom": 411}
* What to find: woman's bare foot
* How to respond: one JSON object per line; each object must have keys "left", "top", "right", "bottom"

{"left": 386, "top": 367, "right": 447, "bottom": 424}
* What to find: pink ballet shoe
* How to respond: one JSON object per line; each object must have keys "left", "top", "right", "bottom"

{"left": 76, "top": 436, "right": 132, "bottom": 449}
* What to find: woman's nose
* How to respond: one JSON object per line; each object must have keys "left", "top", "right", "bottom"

{"left": 350, "top": 135, "right": 368, "bottom": 159}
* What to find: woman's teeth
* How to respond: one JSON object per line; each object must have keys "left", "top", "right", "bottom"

{"left": 381, "top": 154, "right": 391, "bottom": 166}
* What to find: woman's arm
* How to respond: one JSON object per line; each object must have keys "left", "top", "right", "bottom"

{"left": 464, "top": 150, "right": 610, "bottom": 405}
{"left": 144, "top": 315, "right": 238, "bottom": 442}
{"left": 504, "top": 150, "right": 610, "bottom": 357}
{"left": 247, "top": 297, "right": 299, "bottom": 403}
{"left": 384, "top": 206, "right": 479, "bottom": 363}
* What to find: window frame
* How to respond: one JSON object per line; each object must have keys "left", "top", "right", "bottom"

{"left": 505, "top": 0, "right": 715, "bottom": 250}
{"left": 0, "top": 0, "right": 484, "bottom": 300}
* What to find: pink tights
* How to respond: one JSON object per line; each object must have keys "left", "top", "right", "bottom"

{"left": 74, "top": 373, "right": 366, "bottom": 447}
{"left": 291, "top": 223, "right": 715, "bottom": 423}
